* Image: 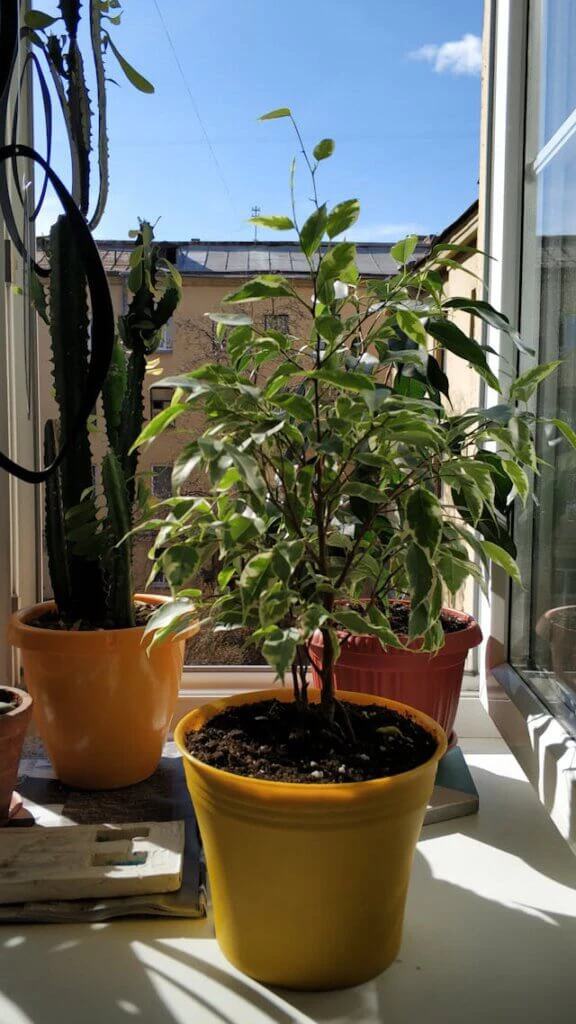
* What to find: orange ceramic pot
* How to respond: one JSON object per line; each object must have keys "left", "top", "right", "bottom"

{"left": 0, "top": 686, "right": 33, "bottom": 822}
{"left": 309, "top": 604, "right": 482, "bottom": 744}
{"left": 7, "top": 595, "right": 192, "bottom": 789}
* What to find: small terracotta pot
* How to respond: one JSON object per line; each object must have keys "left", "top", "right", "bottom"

{"left": 309, "top": 603, "right": 482, "bottom": 743}
{"left": 0, "top": 686, "right": 33, "bottom": 823}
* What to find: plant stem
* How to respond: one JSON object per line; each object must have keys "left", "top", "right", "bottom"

{"left": 319, "top": 624, "right": 335, "bottom": 714}
{"left": 290, "top": 115, "right": 319, "bottom": 209}
{"left": 297, "top": 644, "right": 309, "bottom": 704}
{"left": 291, "top": 661, "right": 301, "bottom": 702}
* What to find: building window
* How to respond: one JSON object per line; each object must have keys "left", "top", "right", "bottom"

{"left": 264, "top": 313, "right": 290, "bottom": 334}
{"left": 150, "top": 386, "right": 175, "bottom": 423}
{"left": 508, "top": 0, "right": 576, "bottom": 734}
{"left": 151, "top": 464, "right": 172, "bottom": 500}
{"left": 150, "top": 565, "right": 168, "bottom": 587}
{"left": 157, "top": 321, "right": 173, "bottom": 352}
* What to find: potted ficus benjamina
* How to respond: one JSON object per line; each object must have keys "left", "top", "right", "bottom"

{"left": 135, "top": 109, "right": 576, "bottom": 989}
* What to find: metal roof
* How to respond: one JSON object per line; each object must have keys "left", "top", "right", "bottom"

{"left": 37, "top": 237, "right": 434, "bottom": 278}
{"left": 175, "top": 240, "right": 432, "bottom": 277}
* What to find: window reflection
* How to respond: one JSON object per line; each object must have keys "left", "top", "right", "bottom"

{"left": 510, "top": 0, "right": 576, "bottom": 728}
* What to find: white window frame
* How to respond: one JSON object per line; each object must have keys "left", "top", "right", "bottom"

{"left": 177, "top": 665, "right": 282, "bottom": 716}
{"left": 0, "top": 10, "right": 42, "bottom": 686}
{"left": 483, "top": 0, "right": 576, "bottom": 852}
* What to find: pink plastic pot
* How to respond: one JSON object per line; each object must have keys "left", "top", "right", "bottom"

{"left": 309, "top": 605, "right": 482, "bottom": 745}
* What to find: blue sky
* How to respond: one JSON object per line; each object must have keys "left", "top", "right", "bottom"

{"left": 35, "top": 0, "right": 483, "bottom": 242}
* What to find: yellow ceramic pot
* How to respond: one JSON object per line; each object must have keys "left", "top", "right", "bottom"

{"left": 8, "top": 595, "right": 192, "bottom": 789}
{"left": 175, "top": 687, "right": 447, "bottom": 990}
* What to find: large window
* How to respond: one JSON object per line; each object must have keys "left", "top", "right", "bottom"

{"left": 151, "top": 464, "right": 172, "bottom": 499}
{"left": 157, "top": 321, "right": 173, "bottom": 353}
{"left": 509, "top": 0, "right": 576, "bottom": 734}
{"left": 150, "top": 386, "right": 175, "bottom": 422}
{"left": 264, "top": 312, "right": 290, "bottom": 334}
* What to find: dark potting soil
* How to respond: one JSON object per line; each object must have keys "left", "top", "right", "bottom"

{"left": 387, "top": 602, "right": 469, "bottom": 636}
{"left": 0, "top": 688, "right": 20, "bottom": 715}
{"left": 27, "top": 601, "right": 156, "bottom": 632}
{"left": 185, "top": 698, "right": 438, "bottom": 784}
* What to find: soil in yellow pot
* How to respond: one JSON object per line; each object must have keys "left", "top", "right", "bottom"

{"left": 8, "top": 594, "right": 192, "bottom": 789}
{"left": 175, "top": 687, "right": 446, "bottom": 990}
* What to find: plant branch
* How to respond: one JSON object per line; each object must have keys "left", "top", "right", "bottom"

{"left": 290, "top": 115, "right": 319, "bottom": 210}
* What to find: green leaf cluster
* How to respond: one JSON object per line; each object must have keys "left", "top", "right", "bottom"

{"left": 134, "top": 112, "right": 575, "bottom": 704}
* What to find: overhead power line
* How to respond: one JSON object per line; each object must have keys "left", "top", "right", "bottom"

{"left": 151, "top": 0, "right": 236, "bottom": 212}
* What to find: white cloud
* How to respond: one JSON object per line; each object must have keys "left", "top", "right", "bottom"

{"left": 352, "top": 222, "right": 426, "bottom": 242}
{"left": 409, "top": 33, "right": 482, "bottom": 76}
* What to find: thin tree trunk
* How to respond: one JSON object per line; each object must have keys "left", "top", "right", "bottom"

{"left": 320, "top": 625, "right": 335, "bottom": 717}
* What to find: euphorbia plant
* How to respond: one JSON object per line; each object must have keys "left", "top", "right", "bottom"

{"left": 45, "top": 219, "right": 182, "bottom": 627}
{"left": 136, "top": 109, "right": 576, "bottom": 716}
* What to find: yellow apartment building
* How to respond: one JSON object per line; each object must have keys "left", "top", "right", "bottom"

{"left": 417, "top": 199, "right": 481, "bottom": 626}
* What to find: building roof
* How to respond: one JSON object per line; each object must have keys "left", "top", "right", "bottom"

{"left": 175, "top": 240, "right": 432, "bottom": 277}
{"left": 64, "top": 237, "right": 433, "bottom": 278}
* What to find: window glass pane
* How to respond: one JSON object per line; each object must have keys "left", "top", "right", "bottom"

{"left": 510, "top": 0, "right": 576, "bottom": 733}
{"left": 540, "top": 0, "right": 576, "bottom": 146}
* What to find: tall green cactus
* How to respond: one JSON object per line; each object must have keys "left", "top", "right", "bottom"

{"left": 43, "top": 419, "right": 72, "bottom": 614}
{"left": 99, "top": 220, "right": 182, "bottom": 625}
{"left": 44, "top": 218, "right": 182, "bottom": 627}
{"left": 24, "top": 1, "right": 155, "bottom": 229}
{"left": 112, "top": 221, "right": 181, "bottom": 504}
{"left": 46, "top": 214, "right": 105, "bottom": 623}
{"left": 102, "top": 450, "right": 134, "bottom": 627}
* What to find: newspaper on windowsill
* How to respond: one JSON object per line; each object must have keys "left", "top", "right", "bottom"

{"left": 0, "top": 737, "right": 206, "bottom": 923}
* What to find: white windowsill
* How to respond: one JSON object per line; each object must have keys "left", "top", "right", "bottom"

{"left": 1, "top": 733, "right": 575, "bottom": 1022}
{"left": 175, "top": 677, "right": 499, "bottom": 740}
{"left": 488, "top": 661, "right": 576, "bottom": 853}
